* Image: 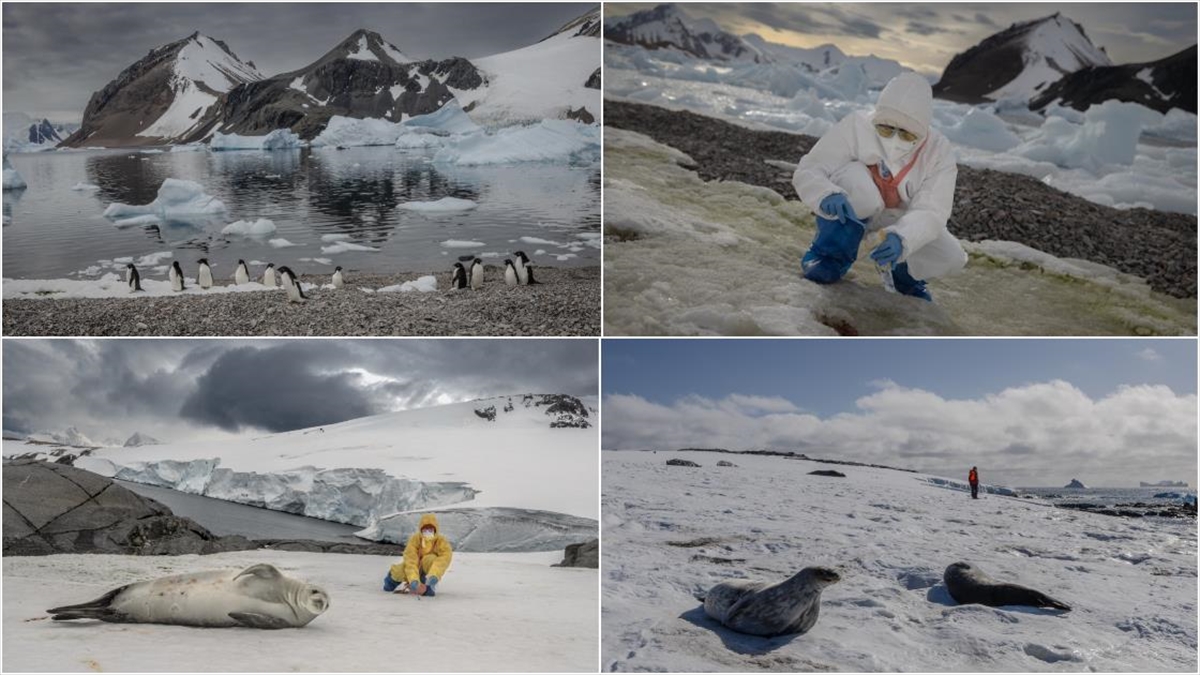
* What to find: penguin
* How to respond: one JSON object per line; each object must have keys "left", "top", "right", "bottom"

{"left": 451, "top": 262, "right": 468, "bottom": 290}
{"left": 169, "top": 261, "right": 186, "bottom": 292}
{"left": 504, "top": 259, "right": 518, "bottom": 286}
{"left": 332, "top": 266, "right": 344, "bottom": 289}
{"left": 125, "top": 263, "right": 143, "bottom": 292}
{"left": 278, "top": 266, "right": 307, "bottom": 303}
{"left": 197, "top": 258, "right": 213, "bottom": 289}
{"left": 525, "top": 261, "right": 541, "bottom": 285}
{"left": 262, "top": 263, "right": 277, "bottom": 287}
{"left": 514, "top": 251, "right": 541, "bottom": 285}
{"left": 470, "top": 258, "right": 484, "bottom": 290}
{"left": 234, "top": 259, "right": 250, "bottom": 285}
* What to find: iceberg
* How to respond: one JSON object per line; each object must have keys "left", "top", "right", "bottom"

{"left": 402, "top": 99, "right": 482, "bottom": 136}
{"left": 209, "top": 128, "right": 304, "bottom": 151}
{"left": 358, "top": 507, "right": 598, "bottom": 552}
{"left": 1016, "top": 100, "right": 1163, "bottom": 171}
{"left": 399, "top": 197, "right": 479, "bottom": 212}
{"left": 221, "top": 218, "right": 277, "bottom": 238}
{"left": 310, "top": 116, "right": 407, "bottom": 148}
{"left": 102, "top": 178, "right": 226, "bottom": 222}
{"left": 321, "top": 241, "right": 379, "bottom": 254}
{"left": 3, "top": 154, "right": 26, "bottom": 190}
{"left": 433, "top": 120, "right": 600, "bottom": 166}
{"left": 394, "top": 131, "right": 447, "bottom": 149}
{"left": 940, "top": 108, "right": 1022, "bottom": 152}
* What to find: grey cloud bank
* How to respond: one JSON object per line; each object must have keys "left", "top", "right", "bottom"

{"left": 3, "top": 339, "right": 598, "bottom": 442}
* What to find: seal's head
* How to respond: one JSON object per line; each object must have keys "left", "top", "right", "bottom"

{"left": 299, "top": 584, "right": 330, "bottom": 619}
{"left": 800, "top": 566, "right": 842, "bottom": 588}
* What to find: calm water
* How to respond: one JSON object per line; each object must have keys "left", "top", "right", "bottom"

{"left": 3, "top": 146, "right": 600, "bottom": 280}
{"left": 116, "top": 479, "right": 367, "bottom": 543}
{"left": 1018, "top": 487, "right": 1197, "bottom": 506}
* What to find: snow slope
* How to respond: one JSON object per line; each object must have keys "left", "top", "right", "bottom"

{"left": 37, "top": 395, "right": 598, "bottom": 551}
{"left": 602, "top": 450, "right": 1197, "bottom": 672}
{"left": 984, "top": 14, "right": 1112, "bottom": 102}
{"left": 4, "top": 549, "right": 597, "bottom": 672}
{"left": 137, "top": 35, "right": 263, "bottom": 140}
{"left": 464, "top": 15, "right": 600, "bottom": 125}
{"left": 603, "top": 128, "right": 1196, "bottom": 336}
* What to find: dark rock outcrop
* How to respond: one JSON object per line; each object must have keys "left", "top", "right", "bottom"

{"left": 474, "top": 405, "right": 498, "bottom": 421}
{"left": 716, "top": 460, "right": 737, "bottom": 467}
{"left": 554, "top": 538, "right": 598, "bottom": 568}
{"left": 28, "top": 119, "right": 62, "bottom": 145}
{"left": 3, "top": 459, "right": 240, "bottom": 556}
{"left": 585, "top": 68, "right": 601, "bottom": 90}
{"left": 808, "top": 470, "right": 847, "bottom": 478}
{"left": 666, "top": 458, "right": 701, "bottom": 468}
{"left": 1030, "top": 45, "right": 1197, "bottom": 114}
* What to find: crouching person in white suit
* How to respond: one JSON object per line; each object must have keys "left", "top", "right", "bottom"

{"left": 792, "top": 72, "right": 967, "bottom": 301}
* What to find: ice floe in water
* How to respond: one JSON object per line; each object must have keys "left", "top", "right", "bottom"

{"left": 311, "top": 116, "right": 407, "bottom": 148}
{"left": 221, "top": 217, "right": 277, "bottom": 238}
{"left": 400, "top": 197, "right": 479, "bottom": 212}
{"left": 102, "top": 178, "right": 226, "bottom": 224}
{"left": 209, "top": 128, "right": 304, "bottom": 151}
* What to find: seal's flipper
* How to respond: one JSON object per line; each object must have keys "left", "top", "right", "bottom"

{"left": 47, "top": 585, "right": 129, "bottom": 621}
{"left": 235, "top": 564, "right": 284, "bottom": 581}
{"left": 1032, "top": 591, "right": 1071, "bottom": 611}
{"left": 229, "top": 611, "right": 295, "bottom": 629}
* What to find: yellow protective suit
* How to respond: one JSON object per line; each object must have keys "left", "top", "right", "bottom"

{"left": 389, "top": 513, "right": 453, "bottom": 584}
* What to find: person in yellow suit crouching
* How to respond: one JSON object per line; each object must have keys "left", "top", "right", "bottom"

{"left": 383, "top": 513, "right": 453, "bottom": 596}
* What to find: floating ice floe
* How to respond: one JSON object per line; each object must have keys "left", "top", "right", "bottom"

{"left": 320, "top": 233, "right": 351, "bottom": 242}
{"left": 170, "top": 143, "right": 207, "bottom": 153}
{"left": 268, "top": 238, "right": 299, "bottom": 248}
{"left": 221, "top": 218, "right": 277, "bottom": 238}
{"left": 3, "top": 155, "right": 26, "bottom": 190}
{"left": 209, "top": 128, "right": 304, "bottom": 151}
{"left": 434, "top": 120, "right": 600, "bottom": 166}
{"left": 311, "top": 116, "right": 408, "bottom": 147}
{"left": 440, "top": 239, "right": 486, "bottom": 248}
{"left": 102, "top": 178, "right": 226, "bottom": 223}
{"left": 400, "top": 197, "right": 479, "bottom": 212}
{"left": 321, "top": 241, "right": 379, "bottom": 254}
{"left": 377, "top": 275, "right": 438, "bottom": 293}
{"left": 70, "top": 182, "right": 101, "bottom": 191}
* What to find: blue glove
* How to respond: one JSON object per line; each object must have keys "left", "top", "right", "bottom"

{"left": 870, "top": 232, "right": 904, "bottom": 267}
{"left": 819, "top": 193, "right": 858, "bottom": 223}
{"left": 426, "top": 575, "right": 438, "bottom": 588}
{"left": 409, "top": 580, "right": 420, "bottom": 592}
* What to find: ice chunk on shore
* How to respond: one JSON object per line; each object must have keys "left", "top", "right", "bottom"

{"left": 377, "top": 275, "right": 438, "bottom": 293}
{"left": 210, "top": 129, "right": 304, "bottom": 151}
{"left": 3, "top": 155, "right": 26, "bottom": 190}
{"left": 941, "top": 108, "right": 1021, "bottom": 152}
{"left": 102, "top": 178, "right": 226, "bottom": 222}
{"left": 311, "top": 116, "right": 406, "bottom": 147}
{"left": 221, "top": 218, "right": 277, "bottom": 238}
{"left": 1017, "top": 101, "right": 1163, "bottom": 170}
{"left": 400, "top": 197, "right": 479, "bottom": 212}
{"left": 434, "top": 120, "right": 599, "bottom": 166}
{"left": 402, "top": 99, "right": 482, "bottom": 136}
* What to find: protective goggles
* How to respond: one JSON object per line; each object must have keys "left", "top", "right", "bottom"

{"left": 874, "top": 124, "right": 919, "bottom": 143}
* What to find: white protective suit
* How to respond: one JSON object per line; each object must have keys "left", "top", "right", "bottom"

{"left": 792, "top": 73, "right": 967, "bottom": 280}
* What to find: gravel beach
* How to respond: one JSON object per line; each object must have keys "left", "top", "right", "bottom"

{"left": 2, "top": 267, "right": 600, "bottom": 336}
{"left": 605, "top": 100, "right": 1198, "bottom": 298}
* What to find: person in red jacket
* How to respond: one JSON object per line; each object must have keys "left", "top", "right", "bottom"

{"left": 968, "top": 466, "right": 979, "bottom": 499}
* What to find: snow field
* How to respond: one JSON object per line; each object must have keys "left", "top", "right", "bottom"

{"left": 4, "top": 550, "right": 597, "bottom": 672}
{"left": 603, "top": 128, "right": 1196, "bottom": 336}
{"left": 602, "top": 451, "right": 1197, "bottom": 672}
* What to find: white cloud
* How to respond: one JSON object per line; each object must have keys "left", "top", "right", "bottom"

{"left": 1136, "top": 348, "right": 1162, "bottom": 362}
{"left": 602, "top": 381, "right": 1198, "bottom": 487}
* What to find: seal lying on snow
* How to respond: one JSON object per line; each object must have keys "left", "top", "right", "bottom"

{"left": 47, "top": 563, "right": 329, "bottom": 629}
{"left": 943, "top": 561, "right": 1070, "bottom": 611}
{"left": 703, "top": 567, "right": 841, "bottom": 637}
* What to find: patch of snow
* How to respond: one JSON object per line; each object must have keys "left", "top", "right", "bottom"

{"left": 346, "top": 35, "right": 378, "bottom": 62}
{"left": 377, "top": 275, "right": 439, "bottom": 293}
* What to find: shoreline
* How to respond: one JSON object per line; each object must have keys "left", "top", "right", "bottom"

{"left": 2, "top": 266, "right": 600, "bottom": 336}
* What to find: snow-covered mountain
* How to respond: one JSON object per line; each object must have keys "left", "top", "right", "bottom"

{"left": 216, "top": 29, "right": 484, "bottom": 139}
{"left": 3, "top": 112, "right": 76, "bottom": 151}
{"left": 742, "top": 34, "right": 844, "bottom": 71}
{"left": 934, "top": 12, "right": 1112, "bottom": 104}
{"left": 123, "top": 432, "right": 162, "bottom": 447}
{"left": 25, "top": 426, "right": 99, "bottom": 448}
{"left": 1030, "top": 44, "right": 1197, "bottom": 114}
{"left": 605, "top": 4, "right": 766, "bottom": 63}
{"left": 62, "top": 33, "right": 263, "bottom": 147}
{"left": 7, "top": 394, "right": 598, "bottom": 552}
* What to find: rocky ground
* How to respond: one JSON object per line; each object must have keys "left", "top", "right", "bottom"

{"left": 2, "top": 267, "right": 600, "bottom": 336}
{"left": 605, "top": 101, "right": 1197, "bottom": 298}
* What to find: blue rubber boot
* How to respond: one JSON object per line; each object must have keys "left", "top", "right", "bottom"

{"left": 801, "top": 216, "right": 866, "bottom": 284}
{"left": 383, "top": 573, "right": 402, "bottom": 592}
{"left": 891, "top": 262, "right": 933, "bottom": 301}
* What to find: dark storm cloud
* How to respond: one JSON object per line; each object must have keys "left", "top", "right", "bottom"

{"left": 3, "top": 2, "right": 595, "bottom": 121}
{"left": 3, "top": 339, "right": 598, "bottom": 441}
{"left": 906, "top": 21, "right": 949, "bottom": 37}
{"left": 974, "top": 13, "right": 999, "bottom": 28}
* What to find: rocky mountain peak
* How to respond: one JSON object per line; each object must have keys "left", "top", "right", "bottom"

{"left": 605, "top": 3, "right": 765, "bottom": 63}
{"left": 542, "top": 5, "right": 601, "bottom": 41}
{"left": 319, "top": 28, "right": 414, "bottom": 67}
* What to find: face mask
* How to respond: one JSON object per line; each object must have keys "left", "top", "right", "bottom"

{"left": 879, "top": 134, "right": 917, "bottom": 168}
{"left": 422, "top": 530, "right": 435, "bottom": 539}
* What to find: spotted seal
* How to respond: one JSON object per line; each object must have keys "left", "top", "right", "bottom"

{"left": 703, "top": 566, "right": 841, "bottom": 637}
{"left": 47, "top": 563, "right": 329, "bottom": 629}
{"left": 943, "top": 561, "right": 1070, "bottom": 611}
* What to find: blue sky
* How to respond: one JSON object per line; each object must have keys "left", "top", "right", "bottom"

{"left": 604, "top": 339, "right": 1195, "bottom": 416}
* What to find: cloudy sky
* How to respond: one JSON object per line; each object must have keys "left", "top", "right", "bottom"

{"left": 3, "top": 339, "right": 597, "bottom": 445}
{"left": 606, "top": 2, "right": 1197, "bottom": 76}
{"left": 603, "top": 340, "right": 1197, "bottom": 488}
{"left": 3, "top": 2, "right": 595, "bottom": 121}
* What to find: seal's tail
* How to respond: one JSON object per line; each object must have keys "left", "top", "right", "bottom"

{"left": 47, "top": 586, "right": 127, "bottom": 621}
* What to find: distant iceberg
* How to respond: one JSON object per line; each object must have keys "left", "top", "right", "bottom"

{"left": 3, "top": 154, "right": 26, "bottom": 190}
{"left": 210, "top": 128, "right": 304, "bottom": 151}
{"left": 103, "top": 178, "right": 226, "bottom": 222}
{"left": 400, "top": 197, "right": 478, "bottom": 213}
{"left": 433, "top": 120, "right": 599, "bottom": 166}
{"left": 402, "top": 99, "right": 482, "bottom": 136}
{"left": 311, "top": 116, "right": 406, "bottom": 148}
